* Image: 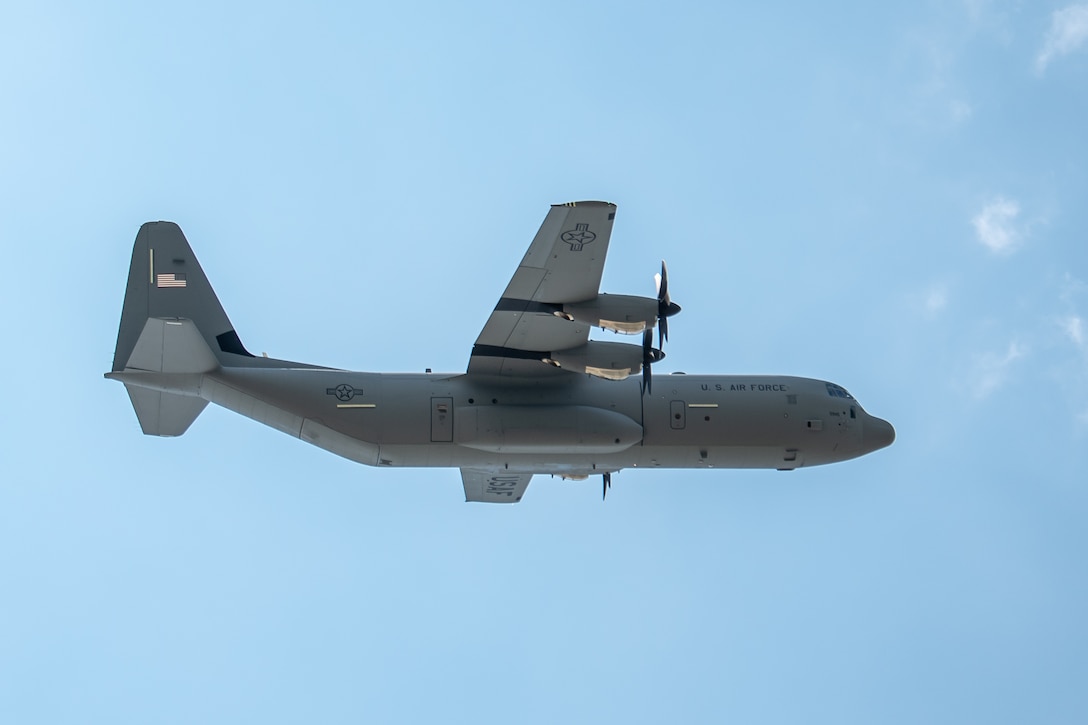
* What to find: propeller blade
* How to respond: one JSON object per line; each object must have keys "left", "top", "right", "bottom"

{"left": 655, "top": 260, "right": 679, "bottom": 349}
{"left": 641, "top": 329, "right": 653, "bottom": 395}
{"left": 603, "top": 472, "right": 611, "bottom": 501}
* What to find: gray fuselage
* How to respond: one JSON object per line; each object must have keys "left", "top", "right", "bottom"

{"left": 191, "top": 368, "right": 894, "bottom": 476}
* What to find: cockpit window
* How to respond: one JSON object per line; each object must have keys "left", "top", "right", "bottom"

{"left": 826, "top": 383, "right": 854, "bottom": 399}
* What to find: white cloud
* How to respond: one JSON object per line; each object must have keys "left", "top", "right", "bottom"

{"left": 1036, "top": 4, "right": 1088, "bottom": 73}
{"left": 950, "top": 99, "right": 973, "bottom": 124}
{"left": 962, "top": 0, "right": 1016, "bottom": 44}
{"left": 972, "top": 197, "right": 1022, "bottom": 254}
{"left": 1057, "top": 279, "right": 1087, "bottom": 354}
{"left": 972, "top": 341, "right": 1027, "bottom": 399}
{"left": 925, "top": 285, "right": 949, "bottom": 313}
{"left": 1060, "top": 273, "right": 1088, "bottom": 300}
{"left": 963, "top": 0, "right": 990, "bottom": 23}
{"left": 1063, "top": 315, "right": 1086, "bottom": 349}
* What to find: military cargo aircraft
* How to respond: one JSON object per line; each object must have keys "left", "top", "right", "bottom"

{"left": 106, "top": 201, "right": 894, "bottom": 503}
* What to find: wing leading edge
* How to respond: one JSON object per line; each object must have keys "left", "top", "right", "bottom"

{"left": 468, "top": 201, "right": 617, "bottom": 378}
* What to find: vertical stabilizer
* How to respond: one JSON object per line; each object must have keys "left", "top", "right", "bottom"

{"left": 112, "top": 222, "right": 253, "bottom": 372}
{"left": 108, "top": 222, "right": 324, "bottom": 436}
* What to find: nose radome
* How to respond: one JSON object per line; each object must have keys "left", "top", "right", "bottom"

{"left": 863, "top": 416, "right": 896, "bottom": 452}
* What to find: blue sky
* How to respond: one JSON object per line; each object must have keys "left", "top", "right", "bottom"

{"left": 2, "top": 2, "right": 1087, "bottom": 723}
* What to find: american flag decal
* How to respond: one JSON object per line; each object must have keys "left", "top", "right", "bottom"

{"left": 156, "top": 273, "right": 187, "bottom": 288}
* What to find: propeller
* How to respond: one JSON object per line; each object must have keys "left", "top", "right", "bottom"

{"left": 641, "top": 328, "right": 665, "bottom": 395}
{"left": 654, "top": 260, "right": 682, "bottom": 350}
{"left": 602, "top": 472, "right": 611, "bottom": 501}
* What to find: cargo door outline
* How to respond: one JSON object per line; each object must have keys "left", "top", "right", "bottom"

{"left": 431, "top": 397, "right": 453, "bottom": 442}
{"left": 670, "top": 400, "right": 686, "bottom": 429}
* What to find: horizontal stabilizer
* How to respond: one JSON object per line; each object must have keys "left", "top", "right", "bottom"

{"left": 125, "top": 385, "right": 208, "bottom": 437}
{"left": 113, "top": 318, "right": 216, "bottom": 435}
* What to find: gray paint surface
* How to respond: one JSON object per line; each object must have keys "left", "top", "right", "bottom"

{"left": 107, "top": 204, "right": 894, "bottom": 503}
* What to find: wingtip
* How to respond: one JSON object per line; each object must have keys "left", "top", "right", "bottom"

{"left": 553, "top": 200, "right": 616, "bottom": 208}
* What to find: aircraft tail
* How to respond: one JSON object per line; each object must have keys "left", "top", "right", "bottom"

{"left": 123, "top": 384, "right": 210, "bottom": 437}
{"left": 111, "top": 222, "right": 259, "bottom": 373}
{"left": 109, "top": 317, "right": 218, "bottom": 435}
{"left": 109, "top": 222, "right": 313, "bottom": 436}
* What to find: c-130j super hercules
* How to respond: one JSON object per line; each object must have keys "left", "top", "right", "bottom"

{"left": 107, "top": 201, "right": 894, "bottom": 503}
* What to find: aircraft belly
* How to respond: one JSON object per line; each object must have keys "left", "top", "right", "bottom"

{"left": 299, "top": 419, "right": 381, "bottom": 466}
{"left": 374, "top": 445, "right": 639, "bottom": 473}
{"left": 632, "top": 445, "right": 804, "bottom": 470}
{"left": 201, "top": 376, "right": 307, "bottom": 439}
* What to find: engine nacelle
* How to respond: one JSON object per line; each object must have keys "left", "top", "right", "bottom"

{"left": 557, "top": 294, "right": 658, "bottom": 335}
{"left": 543, "top": 340, "right": 646, "bottom": 381}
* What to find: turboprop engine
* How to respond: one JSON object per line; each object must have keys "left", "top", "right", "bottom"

{"left": 544, "top": 261, "right": 678, "bottom": 392}
{"left": 542, "top": 340, "right": 647, "bottom": 381}
{"left": 553, "top": 261, "right": 681, "bottom": 351}
{"left": 555, "top": 294, "right": 659, "bottom": 334}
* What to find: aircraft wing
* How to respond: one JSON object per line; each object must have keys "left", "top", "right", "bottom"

{"left": 461, "top": 469, "right": 533, "bottom": 504}
{"left": 467, "top": 201, "right": 617, "bottom": 377}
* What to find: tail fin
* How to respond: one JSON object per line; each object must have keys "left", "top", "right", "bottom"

{"left": 111, "top": 317, "right": 218, "bottom": 436}
{"left": 111, "top": 222, "right": 256, "bottom": 373}
{"left": 109, "top": 222, "right": 316, "bottom": 437}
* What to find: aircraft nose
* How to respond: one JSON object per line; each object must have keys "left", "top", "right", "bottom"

{"left": 863, "top": 416, "right": 895, "bottom": 452}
